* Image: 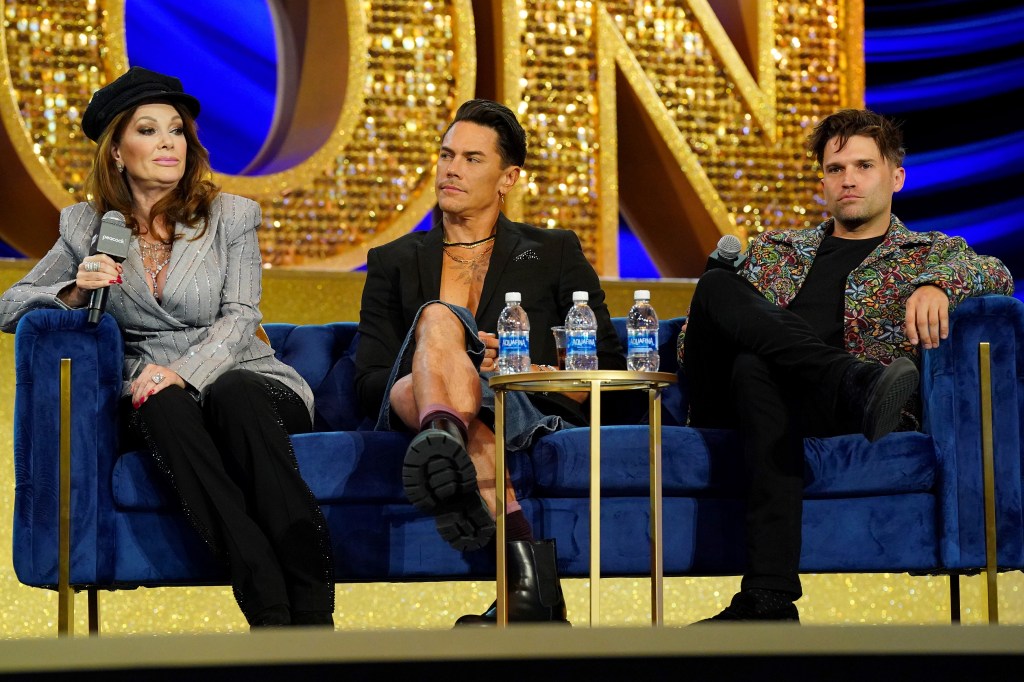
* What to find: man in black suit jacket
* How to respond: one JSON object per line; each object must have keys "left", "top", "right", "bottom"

{"left": 355, "top": 99, "right": 624, "bottom": 626}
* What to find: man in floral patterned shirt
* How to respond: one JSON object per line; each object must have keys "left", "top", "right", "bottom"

{"left": 680, "top": 109, "right": 1014, "bottom": 623}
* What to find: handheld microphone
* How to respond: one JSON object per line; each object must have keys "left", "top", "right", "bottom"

{"left": 87, "top": 211, "right": 132, "bottom": 325}
{"left": 704, "top": 234, "right": 747, "bottom": 273}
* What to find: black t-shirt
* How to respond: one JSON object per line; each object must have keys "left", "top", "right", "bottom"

{"left": 787, "top": 234, "right": 885, "bottom": 348}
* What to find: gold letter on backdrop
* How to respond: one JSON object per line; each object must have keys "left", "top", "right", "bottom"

{"left": 500, "top": 0, "right": 863, "bottom": 275}
{"left": 0, "top": 0, "right": 861, "bottom": 276}
{"left": 0, "top": 0, "right": 477, "bottom": 269}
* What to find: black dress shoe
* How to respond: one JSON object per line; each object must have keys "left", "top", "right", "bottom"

{"left": 860, "top": 357, "right": 919, "bottom": 442}
{"left": 403, "top": 418, "right": 494, "bottom": 551}
{"left": 291, "top": 611, "right": 335, "bottom": 628}
{"left": 248, "top": 604, "right": 291, "bottom": 628}
{"left": 695, "top": 590, "right": 800, "bottom": 623}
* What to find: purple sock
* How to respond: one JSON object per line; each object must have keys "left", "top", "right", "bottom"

{"left": 418, "top": 404, "right": 468, "bottom": 442}
{"left": 505, "top": 510, "right": 535, "bottom": 542}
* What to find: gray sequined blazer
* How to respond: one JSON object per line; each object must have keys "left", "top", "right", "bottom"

{"left": 0, "top": 193, "right": 313, "bottom": 417}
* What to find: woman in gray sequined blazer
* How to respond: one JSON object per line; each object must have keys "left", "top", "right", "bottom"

{"left": 0, "top": 67, "right": 334, "bottom": 629}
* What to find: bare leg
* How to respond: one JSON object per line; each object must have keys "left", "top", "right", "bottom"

{"left": 387, "top": 375, "right": 422, "bottom": 429}
{"left": 408, "top": 302, "right": 482, "bottom": 426}
{"left": 390, "top": 303, "right": 517, "bottom": 512}
{"left": 393, "top": 307, "right": 565, "bottom": 624}
{"left": 465, "top": 419, "right": 518, "bottom": 514}
{"left": 395, "top": 303, "right": 497, "bottom": 550}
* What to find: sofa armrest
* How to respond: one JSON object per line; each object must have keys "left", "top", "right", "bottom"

{"left": 922, "top": 294, "right": 1024, "bottom": 570}
{"left": 12, "top": 309, "right": 124, "bottom": 586}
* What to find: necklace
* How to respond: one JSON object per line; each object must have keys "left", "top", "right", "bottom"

{"left": 443, "top": 243, "right": 493, "bottom": 265}
{"left": 443, "top": 243, "right": 493, "bottom": 286}
{"left": 139, "top": 238, "right": 172, "bottom": 301}
{"left": 442, "top": 234, "right": 496, "bottom": 249}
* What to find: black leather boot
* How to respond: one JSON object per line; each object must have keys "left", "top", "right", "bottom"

{"left": 455, "top": 539, "right": 570, "bottom": 626}
{"left": 403, "top": 418, "right": 494, "bottom": 551}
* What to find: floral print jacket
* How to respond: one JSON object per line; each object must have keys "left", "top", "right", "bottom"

{"left": 677, "top": 214, "right": 1014, "bottom": 370}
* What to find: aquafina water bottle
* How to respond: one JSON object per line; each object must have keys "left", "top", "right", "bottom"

{"left": 497, "top": 291, "right": 531, "bottom": 374}
{"left": 564, "top": 290, "right": 598, "bottom": 370}
{"left": 626, "top": 289, "right": 660, "bottom": 372}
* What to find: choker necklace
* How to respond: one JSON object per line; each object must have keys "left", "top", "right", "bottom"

{"left": 442, "top": 234, "right": 496, "bottom": 249}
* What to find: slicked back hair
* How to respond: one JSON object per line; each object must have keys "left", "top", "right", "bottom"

{"left": 444, "top": 99, "right": 527, "bottom": 168}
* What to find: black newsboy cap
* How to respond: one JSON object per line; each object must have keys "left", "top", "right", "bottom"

{"left": 81, "top": 66, "right": 200, "bottom": 142}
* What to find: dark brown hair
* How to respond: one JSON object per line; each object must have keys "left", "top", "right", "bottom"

{"left": 807, "top": 109, "right": 906, "bottom": 169}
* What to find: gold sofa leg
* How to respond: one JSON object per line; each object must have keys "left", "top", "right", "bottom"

{"left": 978, "top": 342, "right": 999, "bottom": 624}
{"left": 949, "top": 575, "right": 961, "bottom": 624}
{"left": 58, "top": 358, "right": 73, "bottom": 637}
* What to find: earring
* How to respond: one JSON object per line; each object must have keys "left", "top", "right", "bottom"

{"left": 115, "top": 162, "right": 124, "bottom": 173}
{"left": 498, "top": 192, "right": 505, "bottom": 205}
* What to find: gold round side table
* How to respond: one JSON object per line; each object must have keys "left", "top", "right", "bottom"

{"left": 489, "top": 370, "right": 677, "bottom": 627}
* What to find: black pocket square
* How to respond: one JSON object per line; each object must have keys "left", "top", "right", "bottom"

{"left": 514, "top": 249, "right": 539, "bottom": 262}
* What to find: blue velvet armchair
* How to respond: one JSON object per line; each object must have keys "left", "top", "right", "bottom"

{"left": 11, "top": 295, "right": 1023, "bottom": 634}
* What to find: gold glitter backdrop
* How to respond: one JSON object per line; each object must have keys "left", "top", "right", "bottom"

{"left": 0, "top": 0, "right": 862, "bottom": 276}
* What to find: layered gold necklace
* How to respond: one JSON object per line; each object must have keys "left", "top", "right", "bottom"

{"left": 442, "top": 242, "right": 493, "bottom": 285}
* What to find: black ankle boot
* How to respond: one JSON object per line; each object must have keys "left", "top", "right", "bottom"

{"left": 840, "top": 357, "right": 919, "bottom": 442}
{"left": 455, "top": 539, "right": 570, "bottom": 626}
{"left": 248, "top": 604, "right": 291, "bottom": 629}
{"left": 291, "top": 610, "right": 335, "bottom": 628}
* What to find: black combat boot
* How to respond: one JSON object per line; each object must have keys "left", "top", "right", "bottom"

{"left": 455, "top": 539, "right": 570, "bottom": 626}
{"left": 403, "top": 417, "right": 494, "bottom": 551}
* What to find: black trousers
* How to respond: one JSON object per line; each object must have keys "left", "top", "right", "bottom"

{"left": 125, "top": 369, "right": 334, "bottom": 623}
{"left": 683, "top": 269, "right": 862, "bottom": 597}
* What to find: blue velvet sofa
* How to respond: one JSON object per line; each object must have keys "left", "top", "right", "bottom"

{"left": 11, "top": 295, "right": 1024, "bottom": 633}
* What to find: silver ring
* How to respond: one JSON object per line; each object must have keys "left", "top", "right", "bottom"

{"left": 84, "top": 261, "right": 100, "bottom": 272}
{"left": 152, "top": 373, "right": 165, "bottom": 384}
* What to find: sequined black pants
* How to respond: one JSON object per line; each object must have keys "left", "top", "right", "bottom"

{"left": 126, "top": 369, "right": 334, "bottom": 625}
